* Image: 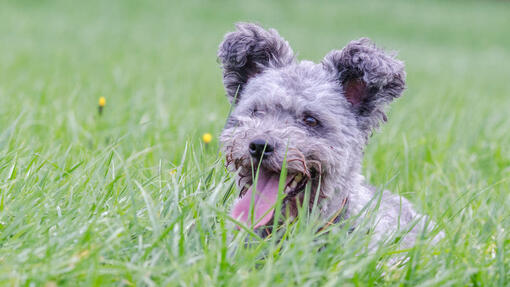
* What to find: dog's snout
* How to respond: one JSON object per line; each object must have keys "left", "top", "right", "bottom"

{"left": 249, "top": 139, "right": 274, "bottom": 159}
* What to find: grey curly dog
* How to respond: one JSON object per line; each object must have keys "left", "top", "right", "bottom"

{"left": 218, "top": 22, "right": 441, "bottom": 246}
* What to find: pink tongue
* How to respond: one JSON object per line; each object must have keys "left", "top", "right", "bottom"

{"left": 231, "top": 170, "right": 281, "bottom": 229}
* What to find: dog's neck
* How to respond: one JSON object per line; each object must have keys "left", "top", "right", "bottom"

{"left": 318, "top": 164, "right": 366, "bottom": 220}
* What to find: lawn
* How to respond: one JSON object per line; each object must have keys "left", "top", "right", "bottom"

{"left": 0, "top": 0, "right": 509, "bottom": 285}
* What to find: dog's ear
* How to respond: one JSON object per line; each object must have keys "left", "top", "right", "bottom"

{"left": 218, "top": 22, "right": 295, "bottom": 103}
{"left": 322, "top": 38, "right": 406, "bottom": 132}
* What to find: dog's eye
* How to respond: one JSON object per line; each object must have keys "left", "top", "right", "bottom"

{"left": 252, "top": 108, "right": 264, "bottom": 117}
{"left": 303, "top": 116, "right": 319, "bottom": 127}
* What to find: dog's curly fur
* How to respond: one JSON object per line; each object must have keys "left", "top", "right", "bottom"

{"left": 218, "top": 23, "right": 440, "bottom": 246}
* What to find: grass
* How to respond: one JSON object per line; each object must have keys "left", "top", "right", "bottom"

{"left": 1, "top": 0, "right": 509, "bottom": 285}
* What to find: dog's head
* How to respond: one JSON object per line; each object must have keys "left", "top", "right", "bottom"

{"left": 218, "top": 23, "right": 405, "bottom": 229}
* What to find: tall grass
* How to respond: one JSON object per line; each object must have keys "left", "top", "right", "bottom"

{"left": 0, "top": 0, "right": 509, "bottom": 285}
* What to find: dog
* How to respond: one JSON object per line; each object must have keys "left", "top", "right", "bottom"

{"left": 217, "top": 23, "right": 440, "bottom": 246}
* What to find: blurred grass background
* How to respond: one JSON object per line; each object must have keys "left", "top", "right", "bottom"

{"left": 0, "top": 0, "right": 509, "bottom": 285}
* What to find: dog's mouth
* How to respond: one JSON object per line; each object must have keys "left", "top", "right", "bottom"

{"left": 231, "top": 168, "right": 310, "bottom": 229}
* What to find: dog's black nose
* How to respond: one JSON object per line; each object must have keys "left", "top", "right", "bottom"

{"left": 249, "top": 139, "right": 274, "bottom": 159}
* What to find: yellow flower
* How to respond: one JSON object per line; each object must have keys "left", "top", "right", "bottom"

{"left": 78, "top": 249, "right": 90, "bottom": 258}
{"left": 98, "top": 97, "right": 106, "bottom": 107}
{"left": 202, "top": 133, "right": 212, "bottom": 144}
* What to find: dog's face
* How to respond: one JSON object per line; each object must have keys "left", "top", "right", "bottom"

{"left": 218, "top": 23, "right": 405, "bottom": 229}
